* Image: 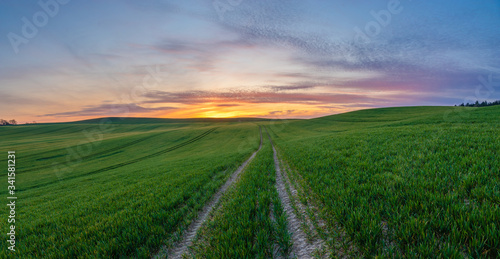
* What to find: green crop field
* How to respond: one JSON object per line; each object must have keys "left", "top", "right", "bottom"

{"left": 0, "top": 106, "right": 499, "bottom": 258}
{"left": 266, "top": 106, "right": 500, "bottom": 257}
{"left": 0, "top": 120, "right": 262, "bottom": 257}
{"left": 189, "top": 127, "right": 291, "bottom": 258}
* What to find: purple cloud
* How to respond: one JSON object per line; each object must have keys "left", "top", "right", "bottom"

{"left": 41, "top": 103, "right": 176, "bottom": 117}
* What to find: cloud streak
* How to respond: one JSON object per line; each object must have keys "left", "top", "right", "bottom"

{"left": 142, "top": 89, "right": 380, "bottom": 105}
{"left": 1, "top": 0, "right": 500, "bottom": 122}
{"left": 41, "top": 103, "right": 176, "bottom": 117}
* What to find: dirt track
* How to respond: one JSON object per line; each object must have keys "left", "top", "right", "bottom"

{"left": 154, "top": 126, "right": 263, "bottom": 259}
{"left": 266, "top": 127, "right": 327, "bottom": 259}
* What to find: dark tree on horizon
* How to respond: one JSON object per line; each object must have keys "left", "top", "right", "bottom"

{"left": 0, "top": 119, "right": 17, "bottom": 126}
{"left": 457, "top": 100, "right": 500, "bottom": 107}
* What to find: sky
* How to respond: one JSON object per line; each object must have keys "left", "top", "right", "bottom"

{"left": 1, "top": 0, "right": 499, "bottom": 123}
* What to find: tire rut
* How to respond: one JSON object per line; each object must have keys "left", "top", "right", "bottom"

{"left": 155, "top": 126, "right": 263, "bottom": 259}
{"left": 265, "top": 127, "right": 327, "bottom": 259}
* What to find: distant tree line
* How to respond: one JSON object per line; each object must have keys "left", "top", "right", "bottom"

{"left": 456, "top": 100, "right": 500, "bottom": 107}
{"left": 0, "top": 119, "right": 17, "bottom": 126}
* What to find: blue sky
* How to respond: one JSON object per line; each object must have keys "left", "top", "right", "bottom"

{"left": 1, "top": 0, "right": 499, "bottom": 122}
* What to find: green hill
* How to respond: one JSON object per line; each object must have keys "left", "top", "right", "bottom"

{"left": 1, "top": 105, "right": 498, "bottom": 257}
{"left": 266, "top": 105, "right": 500, "bottom": 257}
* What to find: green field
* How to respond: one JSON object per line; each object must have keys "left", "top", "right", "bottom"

{"left": 0, "top": 120, "right": 261, "bottom": 257}
{"left": 189, "top": 127, "right": 291, "bottom": 258}
{"left": 0, "top": 106, "right": 499, "bottom": 258}
{"left": 266, "top": 106, "right": 500, "bottom": 257}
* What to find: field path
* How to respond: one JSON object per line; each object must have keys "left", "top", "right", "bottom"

{"left": 156, "top": 126, "right": 263, "bottom": 259}
{"left": 265, "top": 128, "right": 327, "bottom": 259}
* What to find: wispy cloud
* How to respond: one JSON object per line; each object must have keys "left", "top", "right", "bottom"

{"left": 266, "top": 84, "right": 317, "bottom": 91}
{"left": 40, "top": 103, "right": 176, "bottom": 117}
{"left": 268, "top": 109, "right": 296, "bottom": 115}
{"left": 2, "top": 0, "right": 499, "bottom": 122}
{"left": 142, "top": 89, "right": 378, "bottom": 105}
{"left": 216, "top": 103, "right": 241, "bottom": 107}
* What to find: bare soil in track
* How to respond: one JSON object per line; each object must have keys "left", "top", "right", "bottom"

{"left": 266, "top": 129, "right": 327, "bottom": 259}
{"left": 154, "top": 127, "right": 263, "bottom": 259}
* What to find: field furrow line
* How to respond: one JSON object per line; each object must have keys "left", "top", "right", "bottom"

{"left": 17, "top": 131, "right": 166, "bottom": 171}
{"left": 0, "top": 124, "right": 77, "bottom": 138}
{"left": 155, "top": 126, "right": 263, "bottom": 259}
{"left": 265, "top": 127, "right": 327, "bottom": 259}
{"left": 19, "top": 127, "right": 218, "bottom": 192}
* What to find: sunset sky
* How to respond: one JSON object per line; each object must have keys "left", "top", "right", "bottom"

{"left": 1, "top": 0, "right": 499, "bottom": 123}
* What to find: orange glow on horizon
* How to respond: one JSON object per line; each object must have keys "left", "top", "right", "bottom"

{"left": 155, "top": 102, "right": 363, "bottom": 120}
{"left": 22, "top": 102, "right": 377, "bottom": 123}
